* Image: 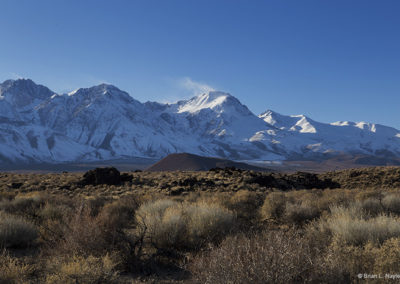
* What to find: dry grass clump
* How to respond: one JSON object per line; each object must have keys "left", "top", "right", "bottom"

{"left": 185, "top": 202, "right": 235, "bottom": 248}
{"left": 372, "top": 238, "right": 400, "bottom": 273}
{"left": 0, "top": 250, "right": 36, "bottom": 283}
{"left": 226, "top": 190, "right": 264, "bottom": 228}
{"left": 319, "top": 205, "right": 400, "bottom": 245}
{"left": 260, "top": 192, "right": 286, "bottom": 220}
{"left": 45, "top": 254, "right": 119, "bottom": 284}
{"left": 39, "top": 202, "right": 73, "bottom": 222}
{"left": 320, "top": 237, "right": 400, "bottom": 280}
{"left": 190, "top": 230, "right": 316, "bottom": 284}
{"left": 136, "top": 199, "right": 184, "bottom": 250}
{"left": 0, "top": 195, "right": 44, "bottom": 219}
{"left": 100, "top": 194, "right": 139, "bottom": 229}
{"left": 284, "top": 201, "right": 320, "bottom": 225}
{"left": 0, "top": 191, "right": 16, "bottom": 202}
{"left": 259, "top": 188, "right": 400, "bottom": 226}
{"left": 261, "top": 191, "right": 321, "bottom": 225}
{"left": 136, "top": 199, "right": 235, "bottom": 251}
{"left": 0, "top": 213, "right": 38, "bottom": 248}
{"left": 358, "top": 198, "right": 384, "bottom": 216}
{"left": 382, "top": 193, "right": 400, "bottom": 215}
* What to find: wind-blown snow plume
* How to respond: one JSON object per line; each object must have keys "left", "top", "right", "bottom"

{"left": 178, "top": 77, "right": 215, "bottom": 96}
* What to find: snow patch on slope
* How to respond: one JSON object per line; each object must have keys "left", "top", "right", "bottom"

{"left": 178, "top": 91, "right": 230, "bottom": 113}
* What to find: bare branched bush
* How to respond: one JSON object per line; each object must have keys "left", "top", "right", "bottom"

{"left": 190, "top": 230, "right": 315, "bottom": 284}
{"left": 53, "top": 200, "right": 135, "bottom": 258}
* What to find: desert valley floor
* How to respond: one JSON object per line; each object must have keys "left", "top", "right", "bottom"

{"left": 1, "top": 166, "right": 400, "bottom": 283}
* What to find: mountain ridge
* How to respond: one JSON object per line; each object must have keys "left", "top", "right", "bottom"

{"left": 0, "top": 78, "right": 399, "bottom": 165}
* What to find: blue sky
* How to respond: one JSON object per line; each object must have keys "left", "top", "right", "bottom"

{"left": 1, "top": 0, "right": 399, "bottom": 128}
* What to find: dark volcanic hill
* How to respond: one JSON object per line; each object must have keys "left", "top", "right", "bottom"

{"left": 146, "top": 153, "right": 268, "bottom": 171}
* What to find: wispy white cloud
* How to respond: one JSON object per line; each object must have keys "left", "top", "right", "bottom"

{"left": 9, "top": 72, "right": 24, "bottom": 79}
{"left": 159, "top": 77, "right": 216, "bottom": 104}
{"left": 178, "top": 77, "right": 215, "bottom": 96}
{"left": 84, "top": 74, "right": 111, "bottom": 86}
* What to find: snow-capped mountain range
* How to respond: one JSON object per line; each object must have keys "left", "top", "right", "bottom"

{"left": 1, "top": 78, "right": 399, "bottom": 164}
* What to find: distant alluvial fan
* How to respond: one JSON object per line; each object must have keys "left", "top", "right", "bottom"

{"left": 0, "top": 78, "right": 400, "bottom": 164}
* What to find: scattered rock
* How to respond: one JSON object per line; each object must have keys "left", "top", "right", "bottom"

{"left": 170, "top": 187, "right": 185, "bottom": 196}
{"left": 8, "top": 182, "right": 23, "bottom": 189}
{"left": 79, "top": 167, "right": 132, "bottom": 186}
{"left": 246, "top": 172, "right": 340, "bottom": 190}
{"left": 121, "top": 173, "right": 133, "bottom": 183}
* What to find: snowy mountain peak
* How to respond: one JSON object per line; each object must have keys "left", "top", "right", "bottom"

{"left": 259, "top": 110, "right": 279, "bottom": 125}
{"left": 260, "top": 110, "right": 295, "bottom": 128}
{"left": 68, "top": 83, "right": 121, "bottom": 96}
{"left": 178, "top": 91, "right": 231, "bottom": 113}
{"left": 177, "top": 91, "right": 252, "bottom": 116}
{"left": 0, "top": 78, "right": 55, "bottom": 108}
{"left": 66, "top": 83, "right": 135, "bottom": 105}
{"left": 290, "top": 116, "right": 317, "bottom": 133}
{"left": 260, "top": 110, "right": 317, "bottom": 133}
